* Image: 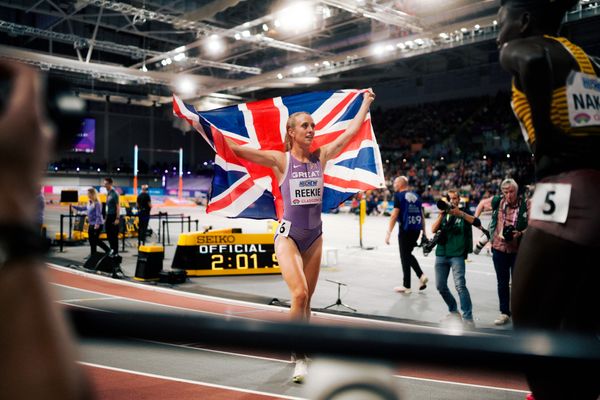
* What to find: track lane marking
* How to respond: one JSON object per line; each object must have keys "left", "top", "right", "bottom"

{"left": 79, "top": 361, "right": 304, "bottom": 400}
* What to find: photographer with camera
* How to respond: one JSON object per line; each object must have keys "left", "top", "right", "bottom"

{"left": 475, "top": 178, "right": 529, "bottom": 326}
{"left": 430, "top": 189, "right": 476, "bottom": 327}
{"left": 385, "top": 176, "right": 428, "bottom": 294}
{"left": 0, "top": 61, "right": 92, "bottom": 399}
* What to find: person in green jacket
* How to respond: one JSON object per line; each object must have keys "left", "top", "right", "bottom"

{"left": 431, "top": 189, "right": 476, "bottom": 328}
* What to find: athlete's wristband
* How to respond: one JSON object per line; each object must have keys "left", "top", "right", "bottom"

{"left": 0, "top": 225, "right": 49, "bottom": 270}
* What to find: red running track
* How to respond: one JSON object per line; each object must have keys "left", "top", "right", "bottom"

{"left": 49, "top": 265, "right": 529, "bottom": 398}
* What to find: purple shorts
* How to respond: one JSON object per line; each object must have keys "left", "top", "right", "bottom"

{"left": 275, "top": 223, "right": 323, "bottom": 253}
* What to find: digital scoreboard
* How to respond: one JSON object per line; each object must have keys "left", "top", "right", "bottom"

{"left": 172, "top": 231, "right": 280, "bottom": 276}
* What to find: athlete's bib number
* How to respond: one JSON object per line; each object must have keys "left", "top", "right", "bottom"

{"left": 278, "top": 219, "right": 291, "bottom": 237}
{"left": 289, "top": 177, "right": 322, "bottom": 206}
{"left": 530, "top": 183, "right": 571, "bottom": 224}
{"left": 566, "top": 71, "right": 600, "bottom": 129}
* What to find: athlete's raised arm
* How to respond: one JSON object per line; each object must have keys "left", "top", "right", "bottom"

{"left": 319, "top": 89, "right": 375, "bottom": 165}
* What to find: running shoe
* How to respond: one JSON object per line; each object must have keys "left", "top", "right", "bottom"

{"left": 292, "top": 359, "right": 308, "bottom": 384}
{"left": 393, "top": 286, "right": 412, "bottom": 294}
{"left": 494, "top": 314, "right": 511, "bottom": 325}
{"left": 419, "top": 275, "right": 429, "bottom": 291}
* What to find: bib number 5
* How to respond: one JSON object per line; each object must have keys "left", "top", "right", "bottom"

{"left": 278, "top": 219, "right": 292, "bottom": 237}
{"left": 530, "top": 183, "right": 571, "bottom": 223}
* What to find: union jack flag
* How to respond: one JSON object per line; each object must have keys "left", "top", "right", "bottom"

{"left": 173, "top": 89, "right": 385, "bottom": 220}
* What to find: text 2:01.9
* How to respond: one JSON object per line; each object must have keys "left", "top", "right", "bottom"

{"left": 211, "top": 253, "right": 278, "bottom": 270}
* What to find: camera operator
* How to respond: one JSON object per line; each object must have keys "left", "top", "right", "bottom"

{"left": 475, "top": 178, "right": 529, "bottom": 326}
{"left": 431, "top": 189, "right": 476, "bottom": 327}
{"left": 0, "top": 61, "right": 92, "bottom": 398}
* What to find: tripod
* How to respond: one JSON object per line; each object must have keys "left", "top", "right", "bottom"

{"left": 323, "top": 279, "right": 356, "bottom": 312}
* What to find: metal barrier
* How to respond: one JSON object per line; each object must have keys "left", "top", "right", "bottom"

{"left": 153, "top": 212, "right": 199, "bottom": 246}
{"left": 67, "top": 308, "right": 600, "bottom": 373}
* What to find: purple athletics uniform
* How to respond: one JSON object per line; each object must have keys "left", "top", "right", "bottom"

{"left": 276, "top": 153, "right": 324, "bottom": 252}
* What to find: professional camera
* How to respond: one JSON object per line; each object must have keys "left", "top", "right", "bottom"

{"left": 473, "top": 234, "right": 489, "bottom": 255}
{"left": 502, "top": 225, "right": 516, "bottom": 241}
{"left": 422, "top": 229, "right": 447, "bottom": 256}
{"left": 436, "top": 199, "right": 453, "bottom": 212}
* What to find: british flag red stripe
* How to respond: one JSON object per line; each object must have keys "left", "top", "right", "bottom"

{"left": 173, "top": 89, "right": 385, "bottom": 220}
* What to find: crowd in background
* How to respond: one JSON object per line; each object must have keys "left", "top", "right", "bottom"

{"left": 354, "top": 92, "right": 535, "bottom": 213}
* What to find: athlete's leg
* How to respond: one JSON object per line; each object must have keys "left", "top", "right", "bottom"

{"left": 301, "top": 235, "right": 323, "bottom": 321}
{"left": 275, "top": 236, "right": 308, "bottom": 322}
{"left": 513, "top": 227, "right": 600, "bottom": 400}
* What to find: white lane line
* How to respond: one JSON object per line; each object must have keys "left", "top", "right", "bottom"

{"left": 57, "top": 301, "right": 110, "bottom": 312}
{"left": 140, "top": 339, "right": 291, "bottom": 364}
{"left": 395, "top": 374, "right": 529, "bottom": 393}
{"left": 79, "top": 361, "right": 305, "bottom": 400}
{"left": 61, "top": 297, "right": 120, "bottom": 303}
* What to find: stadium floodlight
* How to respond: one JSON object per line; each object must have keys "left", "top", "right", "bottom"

{"left": 206, "top": 35, "right": 224, "bottom": 55}
{"left": 292, "top": 65, "right": 307, "bottom": 74}
{"left": 175, "top": 77, "right": 196, "bottom": 95}
{"left": 277, "top": 1, "right": 315, "bottom": 33}
{"left": 372, "top": 44, "right": 386, "bottom": 56}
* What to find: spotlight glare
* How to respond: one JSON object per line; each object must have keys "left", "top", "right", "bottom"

{"left": 277, "top": 73, "right": 283, "bottom": 79}
{"left": 206, "top": 35, "right": 224, "bottom": 54}
{"left": 278, "top": 2, "right": 315, "bottom": 32}
{"left": 242, "top": 30, "right": 251, "bottom": 37}
{"left": 372, "top": 44, "right": 385, "bottom": 56}
{"left": 175, "top": 76, "right": 197, "bottom": 95}
{"left": 262, "top": 23, "right": 269, "bottom": 32}
{"left": 292, "top": 65, "right": 307, "bottom": 74}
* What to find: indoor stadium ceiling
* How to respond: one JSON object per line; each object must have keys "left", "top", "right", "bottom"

{"left": 0, "top": 0, "right": 599, "bottom": 108}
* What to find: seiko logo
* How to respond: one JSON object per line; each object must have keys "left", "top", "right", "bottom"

{"left": 196, "top": 235, "right": 235, "bottom": 244}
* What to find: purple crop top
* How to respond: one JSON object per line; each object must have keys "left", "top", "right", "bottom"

{"left": 279, "top": 152, "right": 324, "bottom": 229}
